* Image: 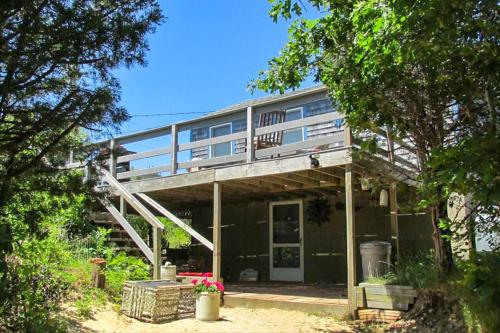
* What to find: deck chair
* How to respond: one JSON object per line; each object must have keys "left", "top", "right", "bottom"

{"left": 254, "top": 110, "right": 286, "bottom": 150}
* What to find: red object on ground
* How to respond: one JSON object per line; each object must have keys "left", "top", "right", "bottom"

{"left": 177, "top": 272, "right": 213, "bottom": 277}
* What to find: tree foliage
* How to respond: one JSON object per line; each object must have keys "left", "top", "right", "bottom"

{"left": 253, "top": 0, "right": 499, "bottom": 274}
{"left": 0, "top": 0, "right": 162, "bottom": 197}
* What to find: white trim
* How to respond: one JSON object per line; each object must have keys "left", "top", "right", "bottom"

{"left": 269, "top": 199, "right": 304, "bottom": 282}
{"left": 209, "top": 122, "right": 232, "bottom": 158}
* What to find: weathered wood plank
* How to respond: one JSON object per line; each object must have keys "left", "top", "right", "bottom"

{"left": 365, "top": 300, "right": 409, "bottom": 311}
{"left": 178, "top": 154, "right": 246, "bottom": 169}
{"left": 178, "top": 131, "right": 246, "bottom": 151}
{"left": 116, "top": 164, "right": 171, "bottom": 180}
{"left": 365, "top": 293, "right": 415, "bottom": 305}
{"left": 117, "top": 147, "right": 172, "bottom": 163}
{"left": 254, "top": 133, "right": 344, "bottom": 158}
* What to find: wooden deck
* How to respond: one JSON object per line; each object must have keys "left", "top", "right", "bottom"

{"left": 223, "top": 283, "right": 349, "bottom": 315}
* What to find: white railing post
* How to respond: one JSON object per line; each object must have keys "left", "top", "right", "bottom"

{"left": 343, "top": 125, "right": 352, "bottom": 147}
{"left": 109, "top": 139, "right": 117, "bottom": 177}
{"left": 246, "top": 106, "right": 255, "bottom": 162}
{"left": 171, "top": 124, "right": 178, "bottom": 175}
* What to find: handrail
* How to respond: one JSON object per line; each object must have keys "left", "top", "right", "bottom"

{"left": 97, "top": 166, "right": 164, "bottom": 230}
{"left": 137, "top": 193, "right": 214, "bottom": 251}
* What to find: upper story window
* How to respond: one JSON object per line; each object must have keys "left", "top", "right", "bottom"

{"left": 282, "top": 107, "right": 304, "bottom": 145}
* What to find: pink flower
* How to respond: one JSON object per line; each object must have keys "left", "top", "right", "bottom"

{"left": 191, "top": 279, "right": 198, "bottom": 285}
{"left": 202, "top": 279, "right": 209, "bottom": 285}
{"left": 214, "top": 282, "right": 224, "bottom": 292}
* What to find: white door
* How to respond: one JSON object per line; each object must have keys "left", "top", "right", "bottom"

{"left": 269, "top": 200, "right": 304, "bottom": 282}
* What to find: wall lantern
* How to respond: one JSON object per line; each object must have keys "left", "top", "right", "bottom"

{"left": 379, "top": 189, "right": 389, "bottom": 207}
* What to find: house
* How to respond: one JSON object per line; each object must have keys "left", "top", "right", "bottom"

{"left": 73, "top": 85, "right": 434, "bottom": 314}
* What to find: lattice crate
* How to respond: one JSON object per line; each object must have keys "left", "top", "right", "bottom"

{"left": 177, "top": 284, "right": 196, "bottom": 319}
{"left": 121, "top": 280, "right": 195, "bottom": 323}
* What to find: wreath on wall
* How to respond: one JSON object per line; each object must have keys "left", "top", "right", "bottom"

{"left": 306, "top": 197, "right": 333, "bottom": 227}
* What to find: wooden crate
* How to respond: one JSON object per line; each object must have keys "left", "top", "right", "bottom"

{"left": 121, "top": 280, "right": 195, "bottom": 323}
{"left": 358, "top": 283, "right": 417, "bottom": 311}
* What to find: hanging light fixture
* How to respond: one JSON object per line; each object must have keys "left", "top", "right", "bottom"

{"left": 379, "top": 189, "right": 389, "bottom": 206}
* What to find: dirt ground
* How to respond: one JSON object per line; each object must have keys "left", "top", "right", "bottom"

{"left": 67, "top": 305, "right": 356, "bottom": 333}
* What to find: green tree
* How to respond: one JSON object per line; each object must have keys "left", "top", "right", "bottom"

{"left": 253, "top": 0, "right": 498, "bottom": 276}
{"left": 0, "top": 0, "right": 163, "bottom": 318}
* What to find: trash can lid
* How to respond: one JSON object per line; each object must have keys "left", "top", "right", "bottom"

{"left": 360, "top": 241, "right": 392, "bottom": 249}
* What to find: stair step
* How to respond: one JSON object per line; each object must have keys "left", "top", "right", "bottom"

{"left": 116, "top": 246, "right": 142, "bottom": 252}
{"left": 109, "top": 238, "right": 134, "bottom": 242}
{"left": 93, "top": 219, "right": 119, "bottom": 225}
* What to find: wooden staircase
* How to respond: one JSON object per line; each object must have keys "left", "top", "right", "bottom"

{"left": 91, "top": 211, "right": 144, "bottom": 255}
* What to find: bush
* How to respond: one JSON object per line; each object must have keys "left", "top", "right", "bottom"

{"left": 0, "top": 235, "right": 71, "bottom": 332}
{"left": 104, "top": 251, "right": 150, "bottom": 302}
{"left": 454, "top": 251, "right": 500, "bottom": 333}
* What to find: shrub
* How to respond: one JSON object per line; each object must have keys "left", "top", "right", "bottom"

{"left": 104, "top": 252, "right": 150, "bottom": 302}
{"left": 0, "top": 235, "right": 71, "bottom": 332}
{"left": 454, "top": 251, "right": 500, "bottom": 333}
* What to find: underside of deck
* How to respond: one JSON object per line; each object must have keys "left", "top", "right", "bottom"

{"left": 118, "top": 147, "right": 415, "bottom": 206}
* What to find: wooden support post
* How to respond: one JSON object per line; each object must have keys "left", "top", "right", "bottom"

{"left": 212, "top": 182, "right": 222, "bottom": 281}
{"left": 153, "top": 226, "right": 162, "bottom": 280}
{"left": 345, "top": 163, "right": 357, "bottom": 317}
{"left": 170, "top": 124, "right": 178, "bottom": 174}
{"left": 246, "top": 106, "right": 255, "bottom": 162}
{"left": 389, "top": 184, "right": 400, "bottom": 264}
{"left": 386, "top": 129, "right": 400, "bottom": 264}
{"left": 109, "top": 139, "right": 117, "bottom": 177}
{"left": 120, "top": 195, "right": 127, "bottom": 216}
{"left": 69, "top": 149, "right": 74, "bottom": 164}
{"left": 344, "top": 124, "right": 357, "bottom": 316}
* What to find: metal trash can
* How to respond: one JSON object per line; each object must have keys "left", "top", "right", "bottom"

{"left": 161, "top": 262, "right": 177, "bottom": 281}
{"left": 360, "top": 241, "right": 392, "bottom": 280}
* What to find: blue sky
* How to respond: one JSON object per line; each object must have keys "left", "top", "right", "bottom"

{"left": 114, "top": 0, "right": 315, "bottom": 136}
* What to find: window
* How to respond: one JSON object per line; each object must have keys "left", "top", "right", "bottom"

{"left": 210, "top": 123, "right": 231, "bottom": 157}
{"left": 282, "top": 108, "right": 304, "bottom": 144}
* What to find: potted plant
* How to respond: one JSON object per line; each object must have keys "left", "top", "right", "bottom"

{"left": 191, "top": 278, "right": 224, "bottom": 321}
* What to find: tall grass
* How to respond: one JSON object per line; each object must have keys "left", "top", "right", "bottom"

{"left": 366, "top": 251, "right": 440, "bottom": 289}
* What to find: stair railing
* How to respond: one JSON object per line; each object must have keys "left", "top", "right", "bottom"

{"left": 96, "top": 165, "right": 164, "bottom": 279}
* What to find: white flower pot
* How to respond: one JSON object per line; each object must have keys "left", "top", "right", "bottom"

{"left": 195, "top": 292, "right": 220, "bottom": 321}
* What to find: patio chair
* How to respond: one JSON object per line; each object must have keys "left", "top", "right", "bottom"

{"left": 252, "top": 110, "right": 286, "bottom": 159}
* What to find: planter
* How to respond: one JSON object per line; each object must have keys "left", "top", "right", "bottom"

{"left": 195, "top": 292, "right": 220, "bottom": 321}
{"left": 358, "top": 283, "right": 417, "bottom": 311}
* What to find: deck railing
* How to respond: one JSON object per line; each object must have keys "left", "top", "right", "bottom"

{"left": 69, "top": 108, "right": 419, "bottom": 182}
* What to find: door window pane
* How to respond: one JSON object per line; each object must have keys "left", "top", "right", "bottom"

{"left": 273, "top": 204, "right": 300, "bottom": 244}
{"left": 273, "top": 247, "right": 300, "bottom": 268}
{"left": 211, "top": 124, "right": 231, "bottom": 157}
